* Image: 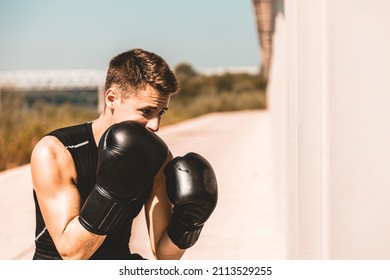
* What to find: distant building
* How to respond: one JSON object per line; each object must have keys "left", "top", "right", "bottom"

{"left": 0, "top": 70, "right": 106, "bottom": 110}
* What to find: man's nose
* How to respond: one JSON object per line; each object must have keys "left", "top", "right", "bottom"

{"left": 146, "top": 117, "right": 160, "bottom": 132}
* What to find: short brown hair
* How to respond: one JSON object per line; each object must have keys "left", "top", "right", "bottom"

{"left": 105, "top": 48, "right": 179, "bottom": 99}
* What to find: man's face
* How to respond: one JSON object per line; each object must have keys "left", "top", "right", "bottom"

{"left": 112, "top": 85, "right": 170, "bottom": 132}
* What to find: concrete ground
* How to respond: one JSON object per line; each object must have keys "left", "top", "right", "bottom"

{"left": 0, "top": 110, "right": 287, "bottom": 260}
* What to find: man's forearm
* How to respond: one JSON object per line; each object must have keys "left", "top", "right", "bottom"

{"left": 55, "top": 216, "right": 106, "bottom": 260}
{"left": 155, "top": 231, "right": 185, "bottom": 260}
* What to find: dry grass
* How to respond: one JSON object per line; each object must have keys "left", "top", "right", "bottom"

{"left": 0, "top": 75, "right": 266, "bottom": 171}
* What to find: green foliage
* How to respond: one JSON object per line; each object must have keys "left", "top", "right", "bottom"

{"left": 163, "top": 89, "right": 265, "bottom": 125}
{"left": 163, "top": 63, "right": 267, "bottom": 124}
{"left": 174, "top": 63, "right": 199, "bottom": 81}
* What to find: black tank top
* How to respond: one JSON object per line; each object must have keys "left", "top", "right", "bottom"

{"left": 33, "top": 122, "right": 149, "bottom": 260}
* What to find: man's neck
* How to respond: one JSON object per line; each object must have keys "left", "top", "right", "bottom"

{"left": 91, "top": 112, "right": 114, "bottom": 147}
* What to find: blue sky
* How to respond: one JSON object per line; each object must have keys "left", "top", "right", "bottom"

{"left": 0, "top": 0, "right": 261, "bottom": 71}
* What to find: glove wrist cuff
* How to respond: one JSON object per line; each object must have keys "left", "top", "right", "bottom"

{"left": 78, "top": 185, "right": 130, "bottom": 235}
{"left": 167, "top": 217, "right": 204, "bottom": 249}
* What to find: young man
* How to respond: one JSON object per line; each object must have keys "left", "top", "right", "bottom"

{"left": 31, "top": 48, "right": 217, "bottom": 260}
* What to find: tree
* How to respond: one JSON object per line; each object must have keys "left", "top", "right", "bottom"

{"left": 174, "top": 63, "right": 198, "bottom": 81}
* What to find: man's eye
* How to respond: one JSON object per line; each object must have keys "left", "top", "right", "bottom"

{"left": 159, "top": 110, "right": 167, "bottom": 117}
{"left": 141, "top": 109, "right": 152, "bottom": 116}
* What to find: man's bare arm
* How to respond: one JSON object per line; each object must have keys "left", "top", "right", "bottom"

{"left": 145, "top": 151, "right": 185, "bottom": 260}
{"left": 31, "top": 136, "right": 105, "bottom": 260}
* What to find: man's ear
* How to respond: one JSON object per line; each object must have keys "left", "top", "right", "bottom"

{"left": 105, "top": 88, "right": 118, "bottom": 109}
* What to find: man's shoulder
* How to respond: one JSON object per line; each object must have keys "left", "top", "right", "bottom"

{"left": 47, "top": 121, "right": 93, "bottom": 148}
{"left": 32, "top": 134, "right": 69, "bottom": 164}
{"left": 31, "top": 133, "right": 78, "bottom": 194}
{"left": 47, "top": 122, "right": 90, "bottom": 138}
{"left": 33, "top": 122, "right": 88, "bottom": 157}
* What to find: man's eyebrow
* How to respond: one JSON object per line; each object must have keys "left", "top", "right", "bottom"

{"left": 139, "top": 105, "right": 157, "bottom": 109}
{"left": 139, "top": 105, "right": 168, "bottom": 111}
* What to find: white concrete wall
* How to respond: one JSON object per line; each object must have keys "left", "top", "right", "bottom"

{"left": 268, "top": 0, "right": 390, "bottom": 259}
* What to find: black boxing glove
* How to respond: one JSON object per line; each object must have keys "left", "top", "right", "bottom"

{"left": 79, "top": 121, "right": 168, "bottom": 235}
{"left": 164, "top": 152, "right": 218, "bottom": 249}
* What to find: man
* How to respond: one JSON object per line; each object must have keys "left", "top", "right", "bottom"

{"left": 30, "top": 48, "right": 217, "bottom": 260}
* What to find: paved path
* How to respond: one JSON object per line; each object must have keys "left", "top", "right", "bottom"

{"left": 0, "top": 110, "right": 286, "bottom": 260}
